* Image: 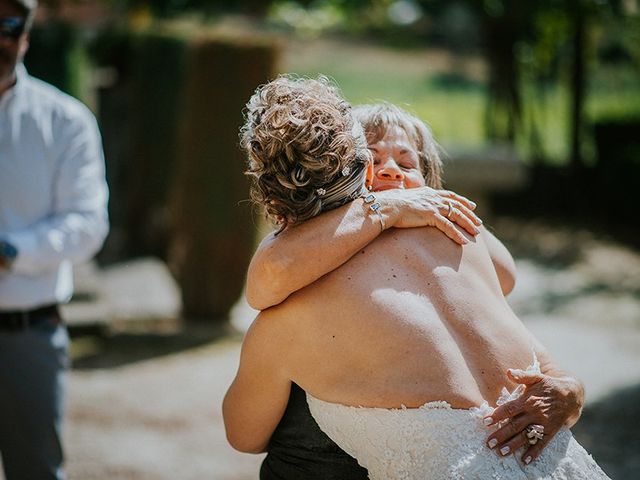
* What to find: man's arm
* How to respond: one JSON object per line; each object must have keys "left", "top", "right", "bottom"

{"left": 3, "top": 108, "right": 109, "bottom": 274}
{"left": 246, "top": 187, "right": 481, "bottom": 310}
{"left": 223, "top": 314, "right": 292, "bottom": 453}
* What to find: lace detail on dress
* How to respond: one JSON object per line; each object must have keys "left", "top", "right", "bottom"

{"left": 306, "top": 354, "right": 610, "bottom": 480}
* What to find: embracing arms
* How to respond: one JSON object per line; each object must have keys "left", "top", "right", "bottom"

{"left": 246, "top": 187, "right": 482, "bottom": 310}
{"left": 482, "top": 228, "right": 517, "bottom": 296}
{"left": 478, "top": 227, "right": 583, "bottom": 464}
{"left": 484, "top": 337, "right": 585, "bottom": 465}
{"left": 223, "top": 314, "right": 292, "bottom": 453}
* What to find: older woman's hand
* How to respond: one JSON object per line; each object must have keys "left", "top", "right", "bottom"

{"left": 377, "top": 187, "right": 482, "bottom": 245}
{"left": 484, "top": 369, "right": 584, "bottom": 466}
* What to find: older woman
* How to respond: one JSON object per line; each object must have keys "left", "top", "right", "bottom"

{"left": 223, "top": 76, "right": 609, "bottom": 479}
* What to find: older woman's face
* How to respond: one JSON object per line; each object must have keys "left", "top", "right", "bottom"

{"left": 368, "top": 126, "right": 425, "bottom": 191}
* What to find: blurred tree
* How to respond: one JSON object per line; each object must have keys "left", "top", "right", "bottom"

{"left": 423, "top": 0, "right": 603, "bottom": 163}
{"left": 520, "top": 0, "right": 629, "bottom": 168}
{"left": 93, "top": 0, "right": 636, "bottom": 167}
{"left": 393, "top": 0, "right": 630, "bottom": 166}
{"left": 468, "top": 0, "right": 538, "bottom": 143}
{"left": 567, "top": 0, "right": 588, "bottom": 169}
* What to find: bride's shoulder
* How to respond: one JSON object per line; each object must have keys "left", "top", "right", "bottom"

{"left": 245, "top": 309, "right": 297, "bottom": 349}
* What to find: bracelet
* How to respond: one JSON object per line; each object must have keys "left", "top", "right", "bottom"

{"left": 362, "top": 193, "right": 385, "bottom": 232}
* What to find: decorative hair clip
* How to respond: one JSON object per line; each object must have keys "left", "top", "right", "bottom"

{"left": 316, "top": 188, "right": 326, "bottom": 196}
{"left": 341, "top": 166, "right": 351, "bottom": 177}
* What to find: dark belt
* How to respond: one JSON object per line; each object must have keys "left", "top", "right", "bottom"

{"left": 0, "top": 304, "right": 61, "bottom": 331}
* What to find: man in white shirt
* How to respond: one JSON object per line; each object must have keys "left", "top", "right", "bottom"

{"left": 0, "top": 1, "right": 109, "bottom": 478}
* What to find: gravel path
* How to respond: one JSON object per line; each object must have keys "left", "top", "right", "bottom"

{"left": 62, "top": 218, "right": 640, "bottom": 479}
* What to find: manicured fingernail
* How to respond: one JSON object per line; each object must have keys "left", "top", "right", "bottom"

{"left": 488, "top": 438, "right": 498, "bottom": 449}
{"left": 524, "top": 456, "right": 532, "bottom": 465}
{"left": 500, "top": 446, "right": 510, "bottom": 456}
{"left": 470, "top": 201, "right": 477, "bottom": 208}
{"left": 483, "top": 417, "right": 494, "bottom": 426}
{"left": 474, "top": 227, "right": 481, "bottom": 234}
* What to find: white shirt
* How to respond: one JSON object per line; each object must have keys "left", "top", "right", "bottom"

{"left": 0, "top": 65, "right": 109, "bottom": 310}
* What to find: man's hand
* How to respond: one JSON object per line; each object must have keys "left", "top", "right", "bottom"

{"left": 378, "top": 187, "right": 482, "bottom": 245}
{"left": 483, "top": 369, "right": 584, "bottom": 466}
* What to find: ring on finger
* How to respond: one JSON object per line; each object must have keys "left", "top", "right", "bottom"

{"left": 524, "top": 424, "right": 545, "bottom": 445}
{"left": 446, "top": 202, "right": 455, "bottom": 219}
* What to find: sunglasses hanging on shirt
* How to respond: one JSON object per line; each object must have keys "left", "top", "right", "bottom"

{"left": 0, "top": 17, "right": 26, "bottom": 40}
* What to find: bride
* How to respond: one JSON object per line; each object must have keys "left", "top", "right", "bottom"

{"left": 223, "top": 76, "right": 610, "bottom": 479}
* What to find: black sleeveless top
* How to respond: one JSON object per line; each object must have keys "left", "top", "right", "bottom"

{"left": 260, "top": 383, "right": 369, "bottom": 480}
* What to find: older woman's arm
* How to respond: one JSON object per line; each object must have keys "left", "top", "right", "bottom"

{"left": 223, "top": 314, "right": 292, "bottom": 453}
{"left": 482, "top": 228, "right": 517, "bottom": 296}
{"left": 484, "top": 342, "right": 585, "bottom": 466}
{"left": 247, "top": 187, "right": 482, "bottom": 310}
{"left": 481, "top": 229, "right": 584, "bottom": 464}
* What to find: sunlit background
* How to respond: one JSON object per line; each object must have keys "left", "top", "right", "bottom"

{"left": 20, "top": 1, "right": 640, "bottom": 479}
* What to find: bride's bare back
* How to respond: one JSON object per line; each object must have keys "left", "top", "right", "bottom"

{"left": 259, "top": 226, "right": 546, "bottom": 409}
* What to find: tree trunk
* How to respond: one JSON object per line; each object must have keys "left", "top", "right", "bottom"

{"left": 569, "top": 0, "right": 587, "bottom": 169}
{"left": 479, "top": 7, "right": 524, "bottom": 143}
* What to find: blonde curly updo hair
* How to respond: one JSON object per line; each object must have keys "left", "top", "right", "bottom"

{"left": 241, "top": 76, "right": 370, "bottom": 228}
{"left": 353, "top": 103, "right": 443, "bottom": 189}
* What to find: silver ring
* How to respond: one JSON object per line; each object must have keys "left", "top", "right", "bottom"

{"left": 446, "top": 202, "right": 455, "bottom": 219}
{"left": 525, "top": 424, "right": 545, "bottom": 445}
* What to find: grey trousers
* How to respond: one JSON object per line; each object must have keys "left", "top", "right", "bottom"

{"left": 0, "top": 319, "right": 68, "bottom": 480}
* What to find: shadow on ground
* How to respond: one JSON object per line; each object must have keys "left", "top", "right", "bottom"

{"left": 492, "top": 217, "right": 597, "bottom": 269}
{"left": 573, "top": 383, "right": 640, "bottom": 479}
{"left": 70, "top": 322, "right": 240, "bottom": 370}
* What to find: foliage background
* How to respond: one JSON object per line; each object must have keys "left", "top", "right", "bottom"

{"left": 19, "top": 2, "right": 640, "bottom": 478}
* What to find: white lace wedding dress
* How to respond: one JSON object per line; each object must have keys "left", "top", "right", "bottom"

{"left": 307, "top": 356, "right": 610, "bottom": 480}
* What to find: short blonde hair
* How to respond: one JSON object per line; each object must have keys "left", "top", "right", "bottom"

{"left": 353, "top": 104, "right": 443, "bottom": 189}
{"left": 241, "top": 76, "right": 369, "bottom": 227}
